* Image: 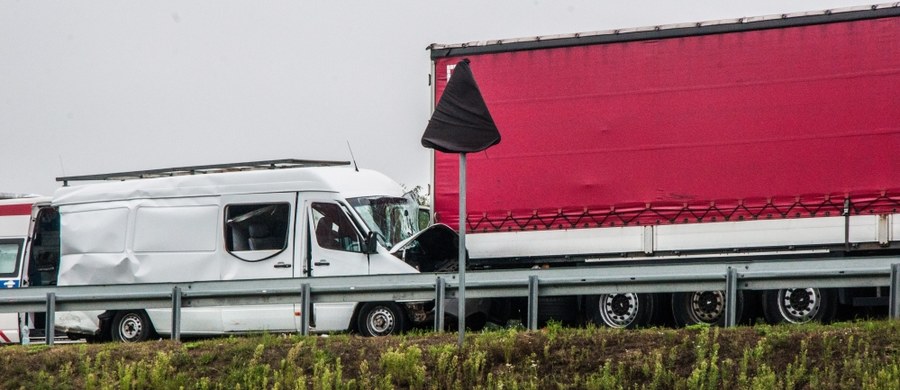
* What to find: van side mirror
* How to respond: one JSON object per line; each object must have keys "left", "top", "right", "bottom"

{"left": 365, "top": 231, "right": 385, "bottom": 254}
{"left": 417, "top": 207, "right": 432, "bottom": 231}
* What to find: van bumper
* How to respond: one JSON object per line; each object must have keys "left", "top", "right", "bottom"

{"left": 54, "top": 310, "right": 102, "bottom": 337}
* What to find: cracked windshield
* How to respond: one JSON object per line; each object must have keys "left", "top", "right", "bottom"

{"left": 347, "top": 195, "right": 420, "bottom": 248}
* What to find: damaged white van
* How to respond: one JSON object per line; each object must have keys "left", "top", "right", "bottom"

{"left": 52, "top": 159, "right": 473, "bottom": 342}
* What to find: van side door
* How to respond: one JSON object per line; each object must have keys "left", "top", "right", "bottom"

{"left": 304, "top": 198, "right": 369, "bottom": 331}
{"left": 217, "top": 193, "right": 298, "bottom": 332}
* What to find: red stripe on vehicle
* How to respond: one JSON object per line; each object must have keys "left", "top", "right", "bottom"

{"left": 0, "top": 330, "right": 11, "bottom": 343}
{"left": 0, "top": 204, "right": 32, "bottom": 216}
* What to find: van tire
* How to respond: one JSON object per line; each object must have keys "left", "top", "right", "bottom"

{"left": 111, "top": 310, "right": 157, "bottom": 342}
{"left": 357, "top": 302, "right": 406, "bottom": 337}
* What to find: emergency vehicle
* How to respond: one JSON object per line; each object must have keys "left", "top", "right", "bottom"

{"left": 0, "top": 195, "right": 56, "bottom": 344}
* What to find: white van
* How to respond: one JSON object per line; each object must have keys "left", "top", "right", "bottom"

{"left": 0, "top": 195, "right": 57, "bottom": 344}
{"left": 50, "top": 159, "right": 481, "bottom": 342}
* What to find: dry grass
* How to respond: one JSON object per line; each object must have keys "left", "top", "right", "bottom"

{"left": 1, "top": 320, "right": 898, "bottom": 389}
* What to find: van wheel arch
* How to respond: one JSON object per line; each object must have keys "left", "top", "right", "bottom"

{"left": 96, "top": 311, "right": 115, "bottom": 342}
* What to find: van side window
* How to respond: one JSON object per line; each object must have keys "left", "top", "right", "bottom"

{"left": 225, "top": 203, "right": 290, "bottom": 255}
{"left": 312, "top": 203, "right": 362, "bottom": 253}
{"left": 0, "top": 240, "right": 22, "bottom": 277}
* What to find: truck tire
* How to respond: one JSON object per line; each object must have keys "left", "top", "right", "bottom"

{"left": 762, "top": 288, "right": 837, "bottom": 324}
{"left": 539, "top": 296, "right": 578, "bottom": 327}
{"left": 357, "top": 302, "right": 406, "bottom": 337}
{"left": 111, "top": 310, "right": 157, "bottom": 343}
{"left": 671, "top": 290, "right": 744, "bottom": 327}
{"left": 516, "top": 296, "right": 578, "bottom": 328}
{"left": 587, "top": 293, "right": 656, "bottom": 329}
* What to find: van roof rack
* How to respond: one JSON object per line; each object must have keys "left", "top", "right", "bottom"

{"left": 56, "top": 158, "right": 352, "bottom": 186}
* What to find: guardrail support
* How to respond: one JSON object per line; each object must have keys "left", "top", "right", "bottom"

{"left": 724, "top": 267, "right": 738, "bottom": 327}
{"left": 300, "top": 283, "right": 311, "bottom": 336}
{"left": 171, "top": 286, "right": 182, "bottom": 341}
{"left": 434, "top": 277, "right": 445, "bottom": 332}
{"left": 45, "top": 292, "right": 56, "bottom": 346}
{"left": 890, "top": 264, "right": 900, "bottom": 320}
{"left": 527, "top": 275, "right": 539, "bottom": 331}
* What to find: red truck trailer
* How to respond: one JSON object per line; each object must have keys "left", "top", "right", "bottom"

{"left": 428, "top": 4, "right": 900, "bottom": 328}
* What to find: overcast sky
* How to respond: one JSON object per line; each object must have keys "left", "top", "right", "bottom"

{"left": 0, "top": 0, "right": 874, "bottom": 196}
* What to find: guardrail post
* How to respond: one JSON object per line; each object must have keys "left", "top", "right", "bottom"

{"left": 45, "top": 292, "right": 56, "bottom": 346}
{"left": 527, "top": 275, "right": 539, "bottom": 331}
{"left": 300, "top": 283, "right": 311, "bottom": 336}
{"left": 171, "top": 286, "right": 182, "bottom": 341}
{"left": 890, "top": 264, "right": 900, "bottom": 320}
{"left": 434, "top": 277, "right": 445, "bottom": 332}
{"left": 725, "top": 267, "right": 738, "bottom": 327}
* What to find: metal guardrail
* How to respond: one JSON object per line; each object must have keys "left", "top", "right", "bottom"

{"left": 2, "top": 255, "right": 899, "bottom": 345}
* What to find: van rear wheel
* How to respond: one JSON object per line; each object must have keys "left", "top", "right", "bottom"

{"left": 111, "top": 310, "right": 156, "bottom": 342}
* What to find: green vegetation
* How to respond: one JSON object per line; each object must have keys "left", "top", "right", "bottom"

{"left": 2, "top": 320, "right": 899, "bottom": 389}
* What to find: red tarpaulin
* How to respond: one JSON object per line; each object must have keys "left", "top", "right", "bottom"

{"left": 432, "top": 16, "right": 900, "bottom": 231}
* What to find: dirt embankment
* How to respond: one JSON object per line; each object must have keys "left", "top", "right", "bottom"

{"left": 1, "top": 321, "right": 898, "bottom": 389}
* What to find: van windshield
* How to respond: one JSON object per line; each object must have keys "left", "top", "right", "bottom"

{"left": 347, "top": 196, "right": 420, "bottom": 248}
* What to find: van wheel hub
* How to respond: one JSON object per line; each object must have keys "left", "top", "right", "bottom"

{"left": 367, "top": 307, "right": 395, "bottom": 334}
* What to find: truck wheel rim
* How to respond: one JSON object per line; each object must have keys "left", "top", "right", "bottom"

{"left": 778, "top": 288, "right": 820, "bottom": 324}
{"left": 689, "top": 291, "right": 725, "bottom": 323}
{"left": 599, "top": 293, "right": 638, "bottom": 328}
{"left": 119, "top": 314, "right": 143, "bottom": 341}
{"left": 366, "top": 307, "right": 395, "bottom": 335}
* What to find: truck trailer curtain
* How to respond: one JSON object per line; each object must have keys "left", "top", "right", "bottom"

{"left": 430, "top": 17, "right": 900, "bottom": 231}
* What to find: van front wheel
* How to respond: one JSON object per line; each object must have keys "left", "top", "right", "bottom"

{"left": 357, "top": 302, "right": 406, "bottom": 337}
{"left": 111, "top": 310, "right": 156, "bottom": 342}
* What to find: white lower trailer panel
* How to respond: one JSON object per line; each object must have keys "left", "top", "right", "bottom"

{"left": 468, "top": 214, "right": 896, "bottom": 260}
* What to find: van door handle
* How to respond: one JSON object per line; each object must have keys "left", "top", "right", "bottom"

{"left": 314, "top": 260, "right": 330, "bottom": 266}
{"left": 274, "top": 262, "right": 292, "bottom": 269}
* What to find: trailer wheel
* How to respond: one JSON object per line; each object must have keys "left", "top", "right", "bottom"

{"left": 762, "top": 288, "right": 836, "bottom": 324}
{"left": 518, "top": 296, "right": 578, "bottom": 327}
{"left": 587, "top": 293, "right": 655, "bottom": 329}
{"left": 357, "top": 302, "right": 406, "bottom": 337}
{"left": 672, "top": 290, "right": 744, "bottom": 327}
{"left": 111, "top": 310, "right": 156, "bottom": 343}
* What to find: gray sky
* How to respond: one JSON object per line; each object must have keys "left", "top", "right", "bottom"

{"left": 0, "top": 0, "right": 872, "bottom": 196}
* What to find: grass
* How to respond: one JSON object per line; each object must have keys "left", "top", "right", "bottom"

{"left": 1, "top": 320, "right": 898, "bottom": 389}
